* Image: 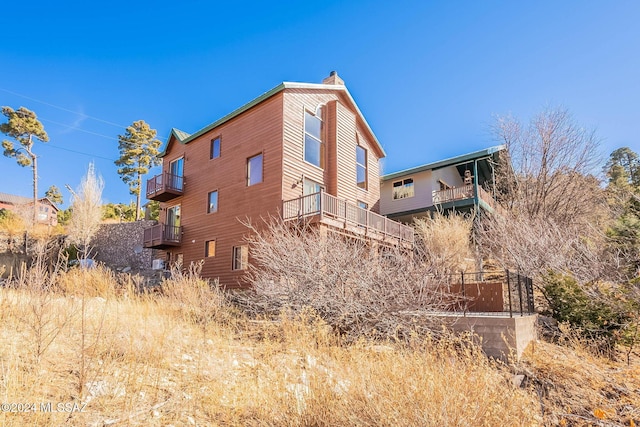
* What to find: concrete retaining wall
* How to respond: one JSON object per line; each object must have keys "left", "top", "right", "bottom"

{"left": 442, "top": 314, "right": 538, "bottom": 360}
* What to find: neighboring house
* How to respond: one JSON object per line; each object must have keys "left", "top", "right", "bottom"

{"left": 143, "top": 72, "right": 413, "bottom": 287}
{"left": 380, "top": 145, "right": 506, "bottom": 223}
{"left": 0, "top": 192, "right": 59, "bottom": 226}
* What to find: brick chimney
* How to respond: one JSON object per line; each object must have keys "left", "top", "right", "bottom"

{"left": 322, "top": 71, "right": 344, "bottom": 85}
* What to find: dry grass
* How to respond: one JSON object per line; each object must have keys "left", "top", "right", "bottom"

{"left": 0, "top": 268, "right": 543, "bottom": 426}
{"left": 519, "top": 329, "right": 640, "bottom": 426}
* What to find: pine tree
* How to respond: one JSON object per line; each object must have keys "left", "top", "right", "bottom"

{"left": 1, "top": 106, "right": 49, "bottom": 225}
{"left": 45, "top": 185, "right": 63, "bottom": 205}
{"left": 115, "top": 120, "right": 161, "bottom": 220}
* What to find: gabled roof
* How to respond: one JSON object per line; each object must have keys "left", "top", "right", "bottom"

{"left": 0, "top": 192, "right": 59, "bottom": 211}
{"left": 159, "top": 81, "right": 385, "bottom": 157}
{"left": 381, "top": 145, "right": 506, "bottom": 181}
{"left": 171, "top": 128, "right": 190, "bottom": 141}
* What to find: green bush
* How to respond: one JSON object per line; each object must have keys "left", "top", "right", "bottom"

{"left": 541, "top": 272, "right": 636, "bottom": 355}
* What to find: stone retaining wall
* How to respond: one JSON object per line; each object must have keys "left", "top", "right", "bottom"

{"left": 90, "top": 220, "right": 158, "bottom": 273}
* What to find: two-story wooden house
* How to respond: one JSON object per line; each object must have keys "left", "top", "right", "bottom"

{"left": 144, "top": 72, "right": 413, "bottom": 287}
{"left": 0, "top": 192, "right": 59, "bottom": 226}
{"left": 380, "top": 145, "right": 505, "bottom": 222}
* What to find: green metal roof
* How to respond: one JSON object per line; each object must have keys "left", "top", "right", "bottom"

{"left": 159, "top": 82, "right": 384, "bottom": 157}
{"left": 171, "top": 128, "right": 190, "bottom": 141}
{"left": 381, "top": 145, "right": 506, "bottom": 181}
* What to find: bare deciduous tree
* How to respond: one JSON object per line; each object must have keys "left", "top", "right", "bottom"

{"left": 480, "top": 107, "right": 614, "bottom": 282}
{"left": 67, "top": 162, "right": 104, "bottom": 259}
{"left": 492, "top": 107, "right": 606, "bottom": 226}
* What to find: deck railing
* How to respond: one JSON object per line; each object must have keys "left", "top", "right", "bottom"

{"left": 282, "top": 191, "right": 414, "bottom": 244}
{"left": 432, "top": 184, "right": 475, "bottom": 204}
{"left": 146, "top": 172, "right": 184, "bottom": 198}
{"left": 432, "top": 184, "right": 502, "bottom": 212}
{"left": 143, "top": 223, "right": 182, "bottom": 247}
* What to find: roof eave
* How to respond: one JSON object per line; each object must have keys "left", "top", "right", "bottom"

{"left": 381, "top": 145, "right": 506, "bottom": 181}
{"left": 159, "top": 81, "right": 385, "bottom": 158}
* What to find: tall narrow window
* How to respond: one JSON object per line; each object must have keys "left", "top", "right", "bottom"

{"left": 210, "top": 137, "right": 221, "bottom": 159}
{"left": 208, "top": 190, "right": 218, "bottom": 213}
{"left": 392, "top": 178, "right": 414, "bottom": 200}
{"left": 232, "top": 245, "right": 248, "bottom": 270}
{"left": 356, "top": 145, "right": 367, "bottom": 189}
{"left": 166, "top": 205, "right": 181, "bottom": 241}
{"left": 247, "top": 153, "right": 263, "bottom": 186}
{"left": 304, "top": 110, "right": 323, "bottom": 168}
{"left": 205, "top": 240, "right": 216, "bottom": 257}
{"left": 169, "top": 157, "right": 184, "bottom": 191}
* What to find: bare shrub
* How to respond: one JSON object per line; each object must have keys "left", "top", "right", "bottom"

{"left": 161, "top": 261, "right": 236, "bottom": 336}
{"left": 238, "top": 218, "right": 459, "bottom": 341}
{"left": 11, "top": 239, "right": 75, "bottom": 362}
{"left": 413, "top": 210, "right": 475, "bottom": 275}
{"left": 476, "top": 211, "right": 610, "bottom": 282}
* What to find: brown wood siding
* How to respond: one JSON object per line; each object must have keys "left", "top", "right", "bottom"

{"left": 155, "top": 85, "right": 383, "bottom": 287}
{"left": 281, "top": 89, "right": 383, "bottom": 207}
{"left": 281, "top": 89, "right": 338, "bottom": 201}
{"left": 160, "top": 93, "right": 284, "bottom": 288}
{"left": 355, "top": 122, "right": 382, "bottom": 213}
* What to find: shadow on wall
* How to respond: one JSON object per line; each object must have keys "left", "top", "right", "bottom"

{"left": 0, "top": 252, "right": 30, "bottom": 279}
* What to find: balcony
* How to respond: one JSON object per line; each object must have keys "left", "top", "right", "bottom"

{"left": 143, "top": 223, "right": 182, "bottom": 249}
{"left": 432, "top": 184, "right": 503, "bottom": 214}
{"left": 282, "top": 191, "right": 414, "bottom": 247}
{"left": 146, "top": 172, "right": 184, "bottom": 202}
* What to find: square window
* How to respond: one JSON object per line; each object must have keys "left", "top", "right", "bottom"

{"left": 392, "top": 178, "right": 414, "bottom": 200}
{"left": 247, "top": 153, "right": 263, "bottom": 186}
{"left": 232, "top": 245, "right": 248, "bottom": 270}
{"left": 205, "top": 240, "right": 216, "bottom": 257}
{"left": 211, "top": 137, "right": 221, "bottom": 159}
{"left": 208, "top": 190, "right": 218, "bottom": 213}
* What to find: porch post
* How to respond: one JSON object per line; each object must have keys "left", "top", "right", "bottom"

{"left": 473, "top": 159, "right": 479, "bottom": 208}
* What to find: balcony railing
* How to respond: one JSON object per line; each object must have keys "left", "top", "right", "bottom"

{"left": 146, "top": 172, "right": 184, "bottom": 202}
{"left": 432, "top": 184, "right": 503, "bottom": 213}
{"left": 432, "top": 184, "right": 475, "bottom": 204}
{"left": 282, "top": 191, "right": 414, "bottom": 245}
{"left": 143, "top": 223, "right": 182, "bottom": 248}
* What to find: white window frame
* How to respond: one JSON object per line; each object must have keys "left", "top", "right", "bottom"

{"left": 303, "top": 109, "right": 324, "bottom": 169}
{"left": 392, "top": 178, "right": 415, "bottom": 200}
{"left": 356, "top": 145, "right": 367, "bottom": 190}
{"left": 247, "top": 153, "right": 263, "bottom": 186}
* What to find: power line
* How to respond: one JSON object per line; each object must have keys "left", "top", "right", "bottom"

{"left": 36, "top": 141, "right": 117, "bottom": 162}
{"left": 0, "top": 86, "right": 167, "bottom": 142}
{"left": 39, "top": 117, "right": 121, "bottom": 141}
{"left": 0, "top": 87, "right": 126, "bottom": 128}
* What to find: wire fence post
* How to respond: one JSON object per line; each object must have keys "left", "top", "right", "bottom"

{"left": 461, "top": 271, "right": 466, "bottom": 317}
{"left": 517, "top": 271, "right": 524, "bottom": 316}
{"left": 506, "top": 269, "right": 513, "bottom": 318}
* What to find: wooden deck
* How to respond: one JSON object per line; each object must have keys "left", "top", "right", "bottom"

{"left": 282, "top": 191, "right": 414, "bottom": 247}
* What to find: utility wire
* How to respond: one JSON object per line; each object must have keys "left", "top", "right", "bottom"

{"left": 0, "top": 87, "right": 126, "bottom": 128}
{"left": 39, "top": 117, "right": 120, "bottom": 141}
{"left": 0, "top": 87, "right": 168, "bottom": 142}
{"left": 36, "top": 141, "right": 117, "bottom": 162}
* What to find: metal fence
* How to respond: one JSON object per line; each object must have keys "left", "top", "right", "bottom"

{"left": 439, "top": 269, "right": 535, "bottom": 317}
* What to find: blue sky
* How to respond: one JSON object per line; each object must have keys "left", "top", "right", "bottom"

{"left": 1, "top": 0, "right": 639, "bottom": 207}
